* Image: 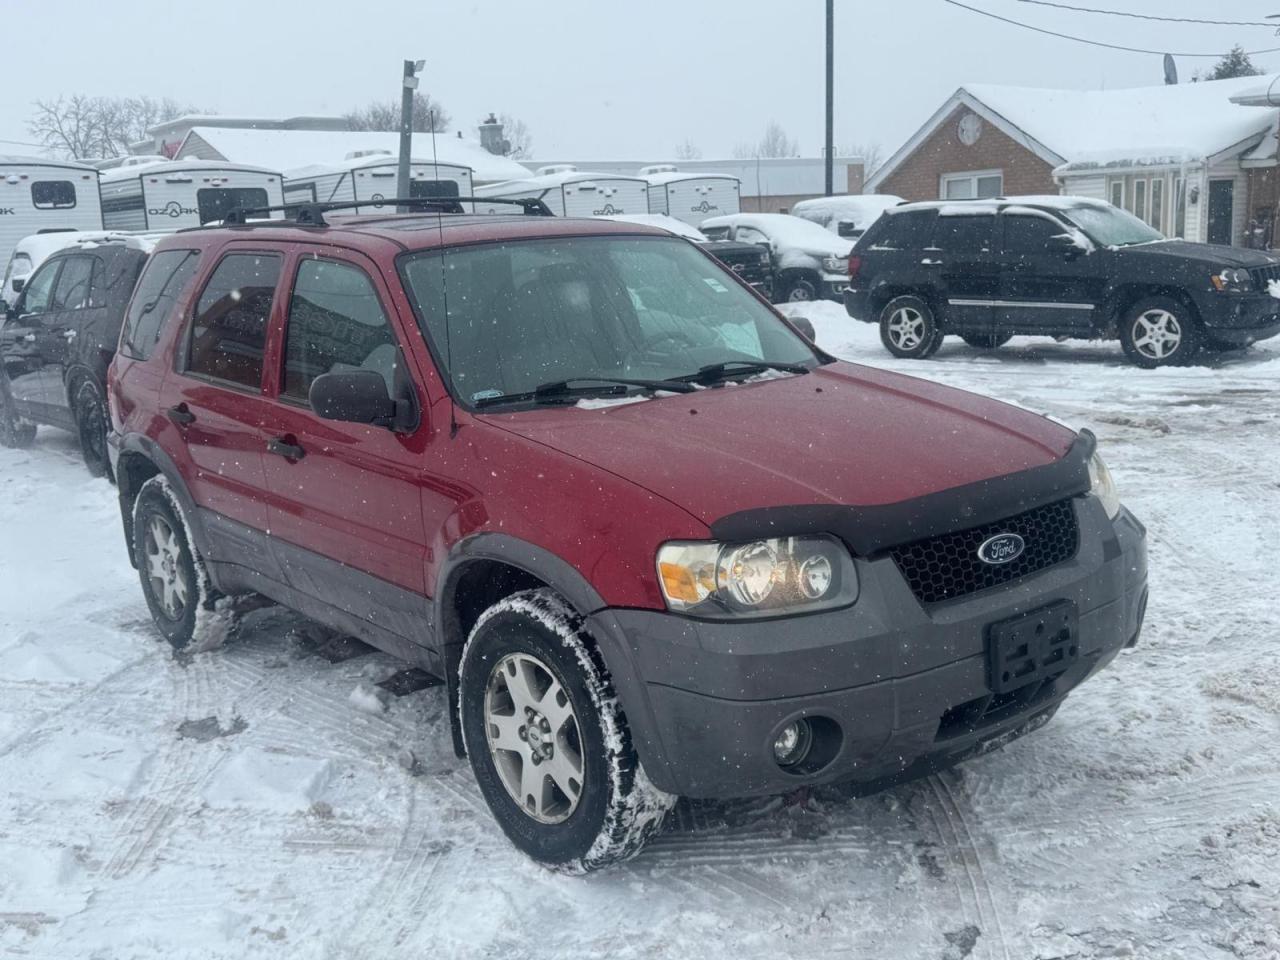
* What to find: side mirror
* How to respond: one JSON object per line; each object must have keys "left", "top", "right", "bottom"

{"left": 1047, "top": 234, "right": 1083, "bottom": 259}
{"left": 11, "top": 276, "right": 26, "bottom": 295}
{"left": 789, "top": 315, "right": 817, "bottom": 343}
{"left": 309, "top": 370, "right": 404, "bottom": 428}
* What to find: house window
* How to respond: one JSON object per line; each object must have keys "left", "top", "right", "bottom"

{"left": 1109, "top": 180, "right": 1124, "bottom": 209}
{"left": 1133, "top": 179, "right": 1147, "bottom": 221}
{"left": 1173, "top": 177, "right": 1187, "bottom": 239}
{"left": 941, "top": 171, "right": 1003, "bottom": 200}
{"left": 1150, "top": 178, "right": 1164, "bottom": 232}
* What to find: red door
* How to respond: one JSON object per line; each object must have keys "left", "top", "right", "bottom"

{"left": 257, "top": 248, "right": 429, "bottom": 620}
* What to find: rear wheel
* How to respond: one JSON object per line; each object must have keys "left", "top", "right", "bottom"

{"left": 782, "top": 275, "right": 818, "bottom": 302}
{"left": 0, "top": 379, "right": 36, "bottom": 448}
{"left": 459, "top": 589, "right": 675, "bottom": 873}
{"left": 961, "top": 332, "right": 1012, "bottom": 350}
{"left": 879, "top": 295, "right": 942, "bottom": 359}
{"left": 73, "top": 380, "right": 111, "bottom": 480}
{"left": 1119, "top": 296, "right": 1202, "bottom": 368}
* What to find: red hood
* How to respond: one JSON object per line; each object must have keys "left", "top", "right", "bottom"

{"left": 480, "top": 362, "right": 1076, "bottom": 527}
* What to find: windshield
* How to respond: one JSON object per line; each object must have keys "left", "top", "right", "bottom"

{"left": 400, "top": 235, "right": 816, "bottom": 407}
{"left": 1062, "top": 204, "right": 1164, "bottom": 247}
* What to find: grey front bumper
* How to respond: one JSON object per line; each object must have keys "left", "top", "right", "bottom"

{"left": 586, "top": 498, "right": 1147, "bottom": 798}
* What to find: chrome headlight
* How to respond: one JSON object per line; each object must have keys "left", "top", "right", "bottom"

{"left": 657, "top": 536, "right": 857, "bottom": 618}
{"left": 821, "top": 256, "right": 847, "bottom": 273}
{"left": 1088, "top": 451, "right": 1121, "bottom": 519}
{"left": 1211, "top": 267, "right": 1252, "bottom": 293}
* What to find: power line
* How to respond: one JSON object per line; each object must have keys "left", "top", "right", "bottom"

{"left": 942, "top": 0, "right": 1280, "bottom": 57}
{"left": 1014, "top": 0, "right": 1275, "bottom": 29}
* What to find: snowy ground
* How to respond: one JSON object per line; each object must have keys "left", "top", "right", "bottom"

{"left": 2, "top": 304, "right": 1279, "bottom": 960}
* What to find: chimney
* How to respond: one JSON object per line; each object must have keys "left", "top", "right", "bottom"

{"left": 478, "top": 113, "right": 511, "bottom": 156}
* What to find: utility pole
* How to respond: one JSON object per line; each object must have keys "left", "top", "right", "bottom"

{"left": 825, "top": 0, "right": 834, "bottom": 196}
{"left": 397, "top": 59, "right": 425, "bottom": 212}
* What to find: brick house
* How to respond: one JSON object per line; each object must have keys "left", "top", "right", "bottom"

{"left": 867, "top": 77, "right": 1280, "bottom": 246}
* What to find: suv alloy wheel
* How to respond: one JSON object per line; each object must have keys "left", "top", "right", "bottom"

{"left": 879, "top": 295, "right": 943, "bottom": 359}
{"left": 1119, "top": 296, "right": 1202, "bottom": 368}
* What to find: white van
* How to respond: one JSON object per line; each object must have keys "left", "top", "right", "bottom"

{"left": 99, "top": 160, "right": 285, "bottom": 231}
{"left": 475, "top": 167, "right": 648, "bottom": 217}
{"left": 0, "top": 157, "right": 103, "bottom": 297}
{"left": 283, "top": 151, "right": 474, "bottom": 210}
{"left": 643, "top": 168, "right": 741, "bottom": 226}
{"left": 790, "top": 194, "right": 903, "bottom": 240}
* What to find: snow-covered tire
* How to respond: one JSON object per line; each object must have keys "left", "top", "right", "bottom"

{"left": 0, "top": 377, "right": 36, "bottom": 449}
{"left": 459, "top": 589, "right": 675, "bottom": 873}
{"left": 879, "top": 294, "right": 943, "bottom": 359}
{"left": 73, "top": 379, "right": 112, "bottom": 481}
{"left": 131, "top": 475, "right": 236, "bottom": 652}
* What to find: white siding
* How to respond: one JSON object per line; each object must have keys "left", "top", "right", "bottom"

{"left": 560, "top": 179, "right": 648, "bottom": 217}
{"left": 100, "top": 177, "right": 147, "bottom": 231}
{"left": 0, "top": 163, "right": 103, "bottom": 270}
{"left": 105, "top": 168, "right": 285, "bottom": 231}
{"left": 1063, "top": 174, "right": 1106, "bottom": 201}
{"left": 649, "top": 177, "right": 741, "bottom": 225}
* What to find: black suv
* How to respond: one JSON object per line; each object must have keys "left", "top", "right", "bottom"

{"left": 0, "top": 239, "right": 149, "bottom": 475}
{"left": 844, "top": 196, "right": 1280, "bottom": 368}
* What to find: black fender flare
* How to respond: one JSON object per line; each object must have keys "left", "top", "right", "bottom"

{"left": 114, "top": 433, "right": 214, "bottom": 572}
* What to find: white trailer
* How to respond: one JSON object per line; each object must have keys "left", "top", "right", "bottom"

{"left": 642, "top": 166, "right": 741, "bottom": 226}
{"left": 0, "top": 156, "right": 103, "bottom": 294}
{"left": 283, "top": 151, "right": 474, "bottom": 210}
{"left": 475, "top": 167, "right": 649, "bottom": 217}
{"left": 99, "top": 160, "right": 284, "bottom": 231}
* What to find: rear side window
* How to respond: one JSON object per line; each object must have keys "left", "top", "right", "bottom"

{"left": 930, "top": 215, "right": 994, "bottom": 253}
{"left": 186, "top": 253, "right": 281, "bottom": 388}
{"left": 31, "top": 180, "right": 76, "bottom": 210}
{"left": 120, "top": 249, "right": 202, "bottom": 360}
{"left": 282, "top": 259, "right": 399, "bottom": 400}
{"left": 196, "top": 187, "right": 270, "bottom": 225}
{"left": 870, "top": 210, "right": 935, "bottom": 250}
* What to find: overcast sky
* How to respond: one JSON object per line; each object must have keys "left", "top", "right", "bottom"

{"left": 1, "top": 0, "right": 1274, "bottom": 163}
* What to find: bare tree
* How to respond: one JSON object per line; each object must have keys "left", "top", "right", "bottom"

{"left": 345, "top": 92, "right": 450, "bottom": 133}
{"left": 28, "top": 95, "right": 197, "bottom": 159}
{"left": 499, "top": 114, "right": 533, "bottom": 160}
{"left": 731, "top": 120, "right": 799, "bottom": 159}
{"left": 838, "top": 141, "right": 884, "bottom": 175}
{"left": 674, "top": 138, "right": 702, "bottom": 160}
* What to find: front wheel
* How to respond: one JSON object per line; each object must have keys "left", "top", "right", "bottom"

{"left": 782, "top": 276, "right": 818, "bottom": 302}
{"left": 1119, "top": 297, "right": 1202, "bottom": 368}
{"left": 459, "top": 589, "right": 675, "bottom": 873}
{"left": 879, "top": 295, "right": 942, "bottom": 359}
{"left": 74, "top": 380, "right": 112, "bottom": 480}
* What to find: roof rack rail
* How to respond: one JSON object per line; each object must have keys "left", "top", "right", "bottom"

{"left": 221, "top": 196, "right": 553, "bottom": 227}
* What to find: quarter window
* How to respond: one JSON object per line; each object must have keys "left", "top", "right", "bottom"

{"left": 120, "top": 249, "right": 201, "bottom": 360}
{"left": 51, "top": 255, "right": 96, "bottom": 310}
{"left": 282, "top": 259, "right": 400, "bottom": 400}
{"left": 31, "top": 180, "right": 77, "bottom": 210}
{"left": 186, "top": 253, "right": 281, "bottom": 389}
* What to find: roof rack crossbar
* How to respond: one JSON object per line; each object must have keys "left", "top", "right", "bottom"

{"left": 222, "top": 196, "right": 553, "bottom": 227}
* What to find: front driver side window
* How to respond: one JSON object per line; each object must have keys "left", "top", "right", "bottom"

{"left": 1005, "top": 214, "right": 1064, "bottom": 253}
{"left": 19, "top": 261, "right": 60, "bottom": 316}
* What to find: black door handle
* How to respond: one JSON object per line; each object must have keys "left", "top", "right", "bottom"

{"left": 166, "top": 404, "right": 195, "bottom": 425}
{"left": 267, "top": 437, "right": 305, "bottom": 460}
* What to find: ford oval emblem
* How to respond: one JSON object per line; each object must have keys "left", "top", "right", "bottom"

{"left": 977, "top": 533, "right": 1025, "bottom": 565}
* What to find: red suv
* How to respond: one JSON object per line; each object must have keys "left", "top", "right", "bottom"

{"left": 107, "top": 203, "right": 1148, "bottom": 873}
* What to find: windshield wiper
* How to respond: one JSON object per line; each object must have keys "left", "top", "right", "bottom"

{"left": 677, "top": 359, "right": 810, "bottom": 385}
{"left": 473, "top": 376, "right": 695, "bottom": 409}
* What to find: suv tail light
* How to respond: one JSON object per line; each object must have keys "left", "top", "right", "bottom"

{"left": 847, "top": 254, "right": 862, "bottom": 281}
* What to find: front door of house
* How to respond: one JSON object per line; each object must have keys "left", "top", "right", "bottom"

{"left": 1207, "top": 180, "right": 1234, "bottom": 246}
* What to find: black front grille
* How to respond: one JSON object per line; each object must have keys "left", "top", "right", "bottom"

{"left": 891, "top": 499, "right": 1079, "bottom": 604}
{"left": 1249, "top": 263, "right": 1280, "bottom": 289}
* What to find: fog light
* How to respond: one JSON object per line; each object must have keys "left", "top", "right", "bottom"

{"left": 773, "top": 720, "right": 813, "bottom": 767}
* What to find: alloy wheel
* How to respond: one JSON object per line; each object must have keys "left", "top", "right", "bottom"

{"left": 787, "top": 285, "right": 813, "bottom": 302}
{"left": 1131, "top": 309, "right": 1182, "bottom": 361}
{"left": 144, "top": 515, "right": 189, "bottom": 621}
{"left": 484, "top": 652, "right": 585, "bottom": 824}
{"left": 888, "top": 307, "right": 927, "bottom": 350}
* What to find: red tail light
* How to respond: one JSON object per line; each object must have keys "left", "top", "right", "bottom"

{"left": 847, "top": 254, "right": 862, "bottom": 280}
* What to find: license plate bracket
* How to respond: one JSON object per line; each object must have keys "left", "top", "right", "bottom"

{"left": 987, "top": 600, "right": 1079, "bottom": 695}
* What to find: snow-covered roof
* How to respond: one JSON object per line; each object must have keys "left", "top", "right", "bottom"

{"left": 699, "top": 213, "right": 854, "bottom": 255}
{"left": 100, "top": 158, "right": 282, "bottom": 182}
{"left": 1229, "top": 77, "right": 1280, "bottom": 107}
{"left": 790, "top": 194, "right": 903, "bottom": 228}
{"left": 868, "top": 75, "right": 1280, "bottom": 190}
{"left": 179, "top": 127, "right": 529, "bottom": 184}
{"left": 598, "top": 214, "right": 705, "bottom": 241}
{"left": 284, "top": 154, "right": 472, "bottom": 180}
{"left": 889, "top": 195, "right": 1112, "bottom": 217}
{"left": 10, "top": 230, "right": 162, "bottom": 273}
{"left": 644, "top": 171, "right": 739, "bottom": 186}
{"left": 0, "top": 155, "right": 97, "bottom": 173}
{"left": 475, "top": 170, "right": 647, "bottom": 196}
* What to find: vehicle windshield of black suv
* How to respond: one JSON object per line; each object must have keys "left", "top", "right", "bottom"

{"left": 401, "top": 235, "right": 816, "bottom": 406}
{"left": 1062, "top": 204, "right": 1165, "bottom": 247}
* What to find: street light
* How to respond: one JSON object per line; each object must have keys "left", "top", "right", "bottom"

{"left": 398, "top": 59, "right": 425, "bottom": 210}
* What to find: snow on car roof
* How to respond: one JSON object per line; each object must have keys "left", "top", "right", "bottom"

{"left": 100, "top": 158, "right": 281, "bottom": 182}
{"left": 598, "top": 214, "right": 705, "bottom": 241}
{"left": 963, "top": 75, "right": 1279, "bottom": 172}
{"left": 181, "top": 127, "right": 529, "bottom": 184}
{"left": 699, "top": 213, "right": 854, "bottom": 253}
{"left": 790, "top": 194, "right": 903, "bottom": 228}
{"left": 9, "top": 230, "right": 161, "bottom": 273}
{"left": 889, "top": 195, "right": 1112, "bottom": 217}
